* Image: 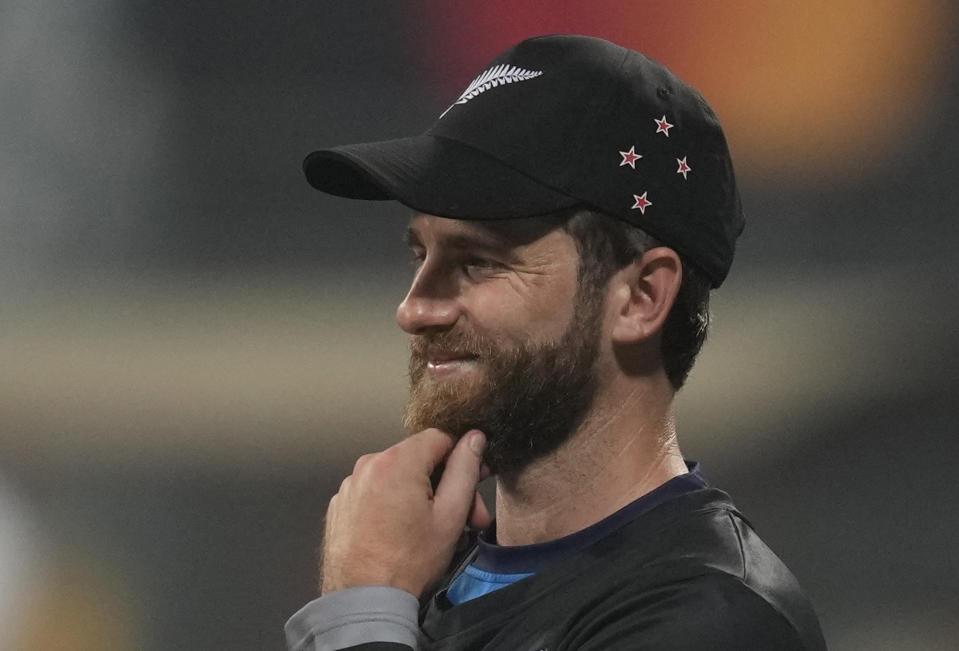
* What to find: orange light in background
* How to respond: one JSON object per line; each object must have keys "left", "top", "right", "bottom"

{"left": 411, "top": 0, "right": 956, "bottom": 185}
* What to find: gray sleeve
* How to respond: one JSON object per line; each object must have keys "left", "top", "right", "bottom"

{"left": 285, "top": 586, "right": 420, "bottom": 651}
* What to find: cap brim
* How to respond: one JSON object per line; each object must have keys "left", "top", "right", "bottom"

{"left": 303, "top": 134, "right": 579, "bottom": 220}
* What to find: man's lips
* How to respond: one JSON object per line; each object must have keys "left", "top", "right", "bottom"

{"left": 427, "top": 352, "right": 478, "bottom": 363}
{"left": 424, "top": 352, "right": 480, "bottom": 373}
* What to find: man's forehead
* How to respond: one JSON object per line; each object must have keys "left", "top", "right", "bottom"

{"left": 406, "top": 213, "right": 565, "bottom": 248}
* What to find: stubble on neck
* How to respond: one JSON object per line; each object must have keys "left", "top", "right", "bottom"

{"left": 492, "top": 377, "right": 686, "bottom": 546}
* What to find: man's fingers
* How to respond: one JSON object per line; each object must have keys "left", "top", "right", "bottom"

{"left": 399, "top": 428, "right": 457, "bottom": 477}
{"left": 467, "top": 490, "right": 492, "bottom": 531}
{"left": 433, "top": 430, "right": 486, "bottom": 527}
{"left": 479, "top": 463, "right": 493, "bottom": 482}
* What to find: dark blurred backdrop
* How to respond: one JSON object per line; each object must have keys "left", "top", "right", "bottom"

{"left": 1, "top": 2, "right": 957, "bottom": 649}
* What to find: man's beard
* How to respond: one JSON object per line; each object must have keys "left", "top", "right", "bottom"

{"left": 403, "top": 287, "right": 603, "bottom": 480}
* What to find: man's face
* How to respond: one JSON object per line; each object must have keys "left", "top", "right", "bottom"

{"left": 398, "top": 214, "right": 606, "bottom": 478}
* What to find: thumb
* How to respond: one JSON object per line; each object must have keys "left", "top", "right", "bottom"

{"left": 433, "top": 430, "right": 486, "bottom": 531}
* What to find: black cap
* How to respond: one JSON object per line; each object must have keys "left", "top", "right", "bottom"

{"left": 304, "top": 34, "right": 744, "bottom": 287}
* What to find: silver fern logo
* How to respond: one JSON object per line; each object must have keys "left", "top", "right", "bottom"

{"left": 439, "top": 64, "right": 544, "bottom": 118}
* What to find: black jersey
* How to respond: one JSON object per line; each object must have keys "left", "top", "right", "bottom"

{"left": 413, "top": 487, "right": 825, "bottom": 650}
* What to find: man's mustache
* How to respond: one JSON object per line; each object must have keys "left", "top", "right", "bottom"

{"left": 409, "top": 329, "right": 494, "bottom": 363}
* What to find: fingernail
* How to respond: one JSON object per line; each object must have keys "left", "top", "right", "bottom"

{"left": 469, "top": 431, "right": 486, "bottom": 456}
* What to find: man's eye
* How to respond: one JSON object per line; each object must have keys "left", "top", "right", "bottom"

{"left": 463, "top": 258, "right": 500, "bottom": 275}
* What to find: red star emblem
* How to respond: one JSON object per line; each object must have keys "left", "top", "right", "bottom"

{"left": 676, "top": 156, "right": 691, "bottom": 179}
{"left": 631, "top": 192, "right": 652, "bottom": 214}
{"left": 619, "top": 146, "right": 642, "bottom": 169}
{"left": 654, "top": 115, "right": 674, "bottom": 137}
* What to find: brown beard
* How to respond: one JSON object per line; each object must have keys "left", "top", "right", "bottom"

{"left": 403, "top": 286, "right": 604, "bottom": 480}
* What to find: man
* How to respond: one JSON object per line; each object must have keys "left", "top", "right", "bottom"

{"left": 288, "top": 35, "right": 826, "bottom": 650}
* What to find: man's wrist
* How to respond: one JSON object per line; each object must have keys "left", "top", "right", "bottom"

{"left": 286, "top": 585, "right": 420, "bottom": 651}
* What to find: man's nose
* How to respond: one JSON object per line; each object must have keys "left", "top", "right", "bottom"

{"left": 396, "top": 270, "right": 459, "bottom": 335}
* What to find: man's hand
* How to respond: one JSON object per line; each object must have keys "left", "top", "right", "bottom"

{"left": 320, "top": 428, "right": 490, "bottom": 598}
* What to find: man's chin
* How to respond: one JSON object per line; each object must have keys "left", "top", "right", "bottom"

{"left": 403, "top": 384, "right": 486, "bottom": 439}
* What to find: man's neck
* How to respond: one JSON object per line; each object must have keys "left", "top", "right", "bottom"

{"left": 492, "top": 380, "right": 687, "bottom": 547}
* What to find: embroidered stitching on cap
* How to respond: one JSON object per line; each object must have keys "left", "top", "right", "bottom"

{"left": 439, "top": 64, "right": 544, "bottom": 118}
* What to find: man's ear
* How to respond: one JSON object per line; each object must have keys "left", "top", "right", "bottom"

{"left": 609, "top": 247, "right": 682, "bottom": 345}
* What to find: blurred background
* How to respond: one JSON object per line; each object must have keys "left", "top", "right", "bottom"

{"left": 1, "top": 1, "right": 957, "bottom": 649}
